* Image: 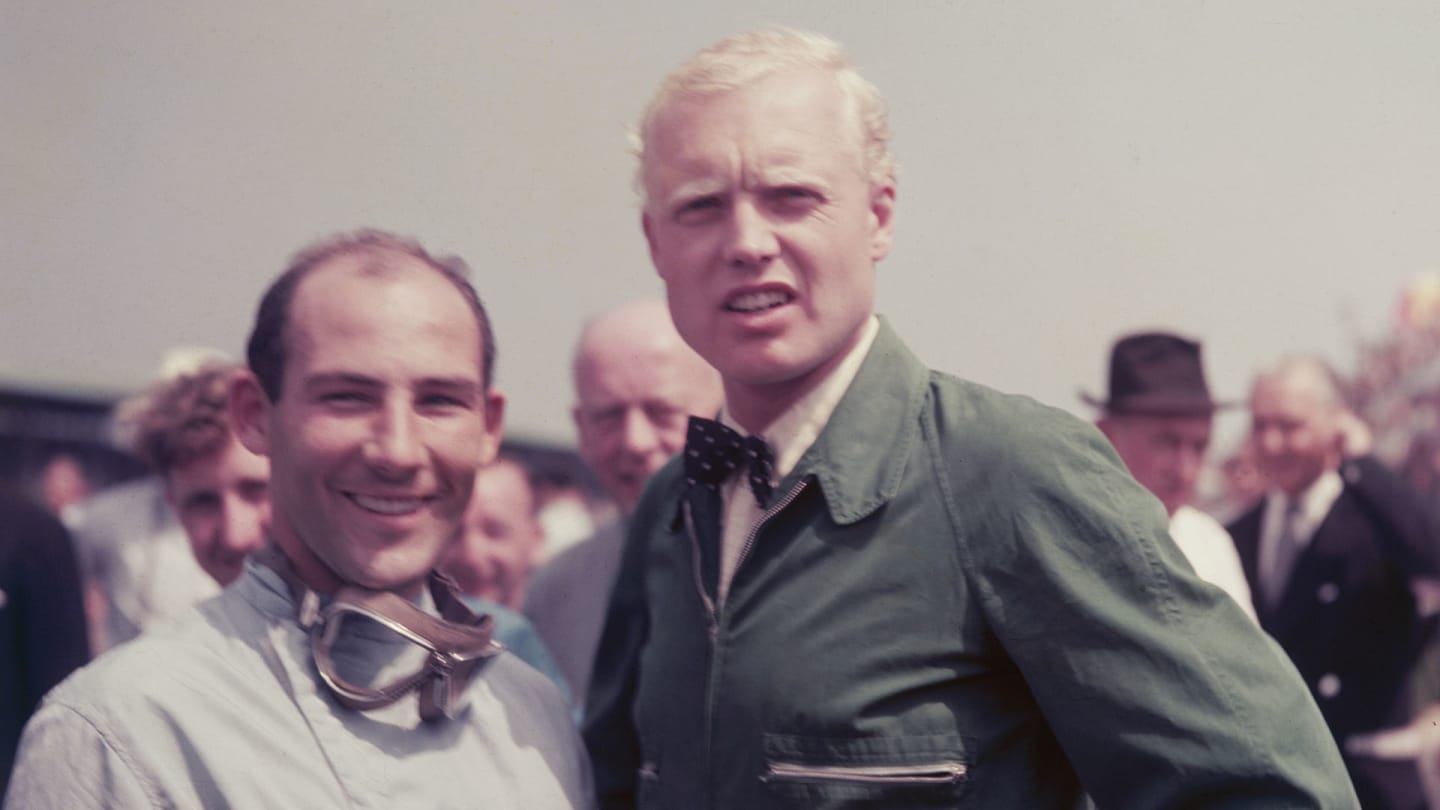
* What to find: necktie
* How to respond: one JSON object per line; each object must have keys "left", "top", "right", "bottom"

{"left": 1264, "top": 501, "right": 1302, "bottom": 609}
{"left": 683, "top": 416, "right": 775, "bottom": 507}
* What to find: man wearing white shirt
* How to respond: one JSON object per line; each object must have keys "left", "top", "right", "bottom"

{"left": 5, "top": 229, "right": 593, "bottom": 809}
{"left": 1087, "top": 331, "right": 1256, "bottom": 621}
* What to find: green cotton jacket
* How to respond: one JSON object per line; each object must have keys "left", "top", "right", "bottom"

{"left": 584, "top": 318, "right": 1358, "bottom": 810}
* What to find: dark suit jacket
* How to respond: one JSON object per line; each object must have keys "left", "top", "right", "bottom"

{"left": 1230, "top": 457, "right": 1438, "bottom": 739}
{"left": 1230, "top": 457, "right": 1440, "bottom": 808}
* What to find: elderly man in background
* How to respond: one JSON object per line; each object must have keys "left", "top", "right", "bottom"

{"left": 524, "top": 298, "right": 722, "bottom": 708}
{"left": 5, "top": 229, "right": 592, "bottom": 809}
{"left": 583, "top": 28, "right": 1355, "bottom": 808}
{"left": 1087, "top": 331, "right": 1255, "bottom": 621}
{"left": 1229, "top": 355, "right": 1440, "bottom": 809}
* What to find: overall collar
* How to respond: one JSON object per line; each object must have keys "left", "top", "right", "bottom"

{"left": 664, "top": 315, "right": 929, "bottom": 529}
{"left": 778, "top": 315, "right": 930, "bottom": 526}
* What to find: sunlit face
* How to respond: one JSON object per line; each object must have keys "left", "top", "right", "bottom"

{"left": 41, "top": 456, "right": 90, "bottom": 515}
{"left": 1099, "top": 412, "right": 1213, "bottom": 516}
{"left": 573, "top": 315, "right": 722, "bottom": 513}
{"left": 641, "top": 68, "right": 895, "bottom": 407}
{"left": 238, "top": 255, "right": 503, "bottom": 595}
{"left": 166, "top": 435, "right": 271, "bottom": 585}
{"left": 1249, "top": 369, "right": 1342, "bottom": 497}
{"left": 439, "top": 460, "right": 544, "bottom": 609}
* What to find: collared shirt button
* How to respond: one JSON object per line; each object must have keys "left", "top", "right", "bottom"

{"left": 1317, "top": 674, "right": 1341, "bottom": 699}
{"left": 1317, "top": 583, "right": 1340, "bottom": 604}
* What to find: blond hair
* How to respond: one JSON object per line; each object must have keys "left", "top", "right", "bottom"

{"left": 633, "top": 28, "right": 894, "bottom": 200}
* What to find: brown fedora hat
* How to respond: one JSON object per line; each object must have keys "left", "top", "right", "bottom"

{"left": 1081, "top": 332, "right": 1230, "bottom": 416}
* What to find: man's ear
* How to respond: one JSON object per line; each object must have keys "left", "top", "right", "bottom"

{"left": 642, "top": 211, "right": 661, "bottom": 275}
{"left": 229, "top": 370, "right": 272, "bottom": 457}
{"left": 571, "top": 404, "right": 587, "bottom": 442}
{"left": 478, "top": 388, "right": 507, "bottom": 466}
{"left": 869, "top": 178, "right": 897, "bottom": 262}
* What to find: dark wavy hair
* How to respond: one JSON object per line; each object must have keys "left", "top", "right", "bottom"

{"left": 245, "top": 228, "right": 497, "bottom": 401}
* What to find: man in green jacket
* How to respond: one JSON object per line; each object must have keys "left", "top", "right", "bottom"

{"left": 584, "top": 26, "right": 1357, "bottom": 809}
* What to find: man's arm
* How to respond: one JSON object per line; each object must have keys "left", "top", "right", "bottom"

{"left": 4, "top": 702, "right": 152, "bottom": 809}
{"left": 1342, "top": 455, "right": 1440, "bottom": 576}
{"left": 957, "top": 417, "right": 1358, "bottom": 808}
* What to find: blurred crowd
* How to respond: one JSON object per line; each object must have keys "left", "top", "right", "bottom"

{"left": 2, "top": 26, "right": 1438, "bottom": 809}
{"left": 5, "top": 276, "right": 1437, "bottom": 805}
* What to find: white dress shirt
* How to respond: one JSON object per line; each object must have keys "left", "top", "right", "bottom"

{"left": 716, "top": 317, "right": 880, "bottom": 601}
{"left": 1258, "top": 469, "right": 1343, "bottom": 601}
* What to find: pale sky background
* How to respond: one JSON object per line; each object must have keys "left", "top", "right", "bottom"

{"left": 4, "top": 1, "right": 1438, "bottom": 456}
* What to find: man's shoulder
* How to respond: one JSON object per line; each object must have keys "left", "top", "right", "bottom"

{"left": 1225, "top": 499, "right": 1265, "bottom": 536}
{"left": 44, "top": 601, "right": 251, "bottom": 720}
{"left": 1171, "top": 504, "right": 1229, "bottom": 537}
{"left": 922, "top": 369, "right": 1116, "bottom": 470}
{"left": 528, "top": 519, "right": 626, "bottom": 591}
{"left": 67, "top": 477, "right": 168, "bottom": 536}
{"left": 1339, "top": 455, "right": 1437, "bottom": 528}
{"left": 474, "top": 650, "right": 579, "bottom": 729}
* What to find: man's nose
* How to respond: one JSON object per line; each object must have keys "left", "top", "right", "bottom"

{"left": 220, "top": 497, "right": 267, "bottom": 554}
{"left": 365, "top": 404, "right": 424, "bottom": 477}
{"left": 1254, "top": 426, "right": 1283, "bottom": 457}
{"left": 1177, "top": 446, "right": 1204, "bottom": 486}
{"left": 619, "top": 409, "right": 661, "bottom": 457}
{"left": 722, "top": 198, "right": 779, "bottom": 269}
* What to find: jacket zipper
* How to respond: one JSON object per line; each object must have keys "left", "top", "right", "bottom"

{"left": 681, "top": 498, "right": 719, "bottom": 643}
{"left": 736, "top": 480, "right": 808, "bottom": 579}
{"left": 763, "top": 761, "right": 968, "bottom": 785}
{"left": 683, "top": 479, "right": 809, "bottom": 809}
{"left": 682, "top": 479, "right": 810, "bottom": 637}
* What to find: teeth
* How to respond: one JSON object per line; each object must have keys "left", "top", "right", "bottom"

{"left": 350, "top": 494, "right": 425, "bottom": 515}
{"left": 727, "top": 290, "right": 790, "bottom": 313}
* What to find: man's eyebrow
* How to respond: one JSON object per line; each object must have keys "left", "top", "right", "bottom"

{"left": 663, "top": 178, "right": 725, "bottom": 206}
{"left": 758, "top": 168, "right": 830, "bottom": 191}
{"left": 301, "top": 372, "right": 381, "bottom": 390}
{"left": 179, "top": 489, "right": 219, "bottom": 506}
{"left": 416, "top": 377, "right": 483, "bottom": 395}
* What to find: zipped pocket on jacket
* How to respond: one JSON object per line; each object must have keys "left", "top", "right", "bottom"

{"left": 762, "top": 760, "right": 967, "bottom": 786}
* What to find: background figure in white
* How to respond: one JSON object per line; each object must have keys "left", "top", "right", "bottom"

{"left": 66, "top": 348, "right": 234, "bottom": 651}
{"left": 1087, "top": 331, "right": 1256, "bottom": 621}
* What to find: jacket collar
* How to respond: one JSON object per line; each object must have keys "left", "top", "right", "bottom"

{"left": 780, "top": 315, "right": 929, "bottom": 526}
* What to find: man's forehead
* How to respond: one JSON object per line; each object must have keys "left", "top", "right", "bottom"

{"left": 474, "top": 462, "right": 535, "bottom": 511}
{"left": 285, "top": 261, "right": 481, "bottom": 370}
{"left": 1118, "top": 412, "right": 1213, "bottom": 433}
{"left": 579, "top": 347, "right": 696, "bottom": 402}
{"left": 169, "top": 436, "right": 267, "bottom": 487}
{"left": 643, "top": 76, "right": 861, "bottom": 187}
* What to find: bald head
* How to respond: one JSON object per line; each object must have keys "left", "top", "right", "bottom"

{"left": 1249, "top": 355, "right": 1350, "bottom": 497}
{"left": 573, "top": 299, "right": 722, "bottom": 513}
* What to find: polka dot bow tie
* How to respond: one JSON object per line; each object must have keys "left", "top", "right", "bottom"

{"left": 683, "top": 416, "right": 775, "bottom": 507}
